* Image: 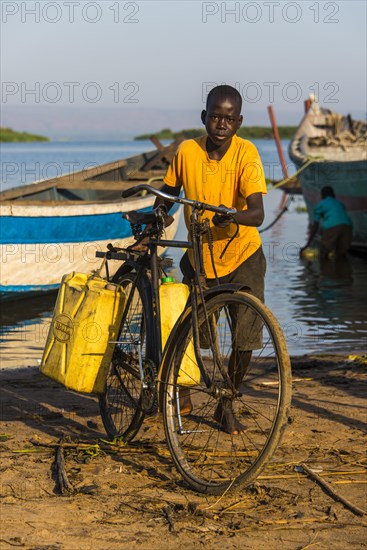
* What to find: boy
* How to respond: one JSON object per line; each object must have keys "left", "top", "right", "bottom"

{"left": 157, "top": 85, "right": 267, "bottom": 434}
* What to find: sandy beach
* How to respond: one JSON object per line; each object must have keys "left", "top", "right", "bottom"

{"left": 0, "top": 354, "right": 366, "bottom": 549}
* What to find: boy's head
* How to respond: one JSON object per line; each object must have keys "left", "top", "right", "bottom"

{"left": 201, "top": 85, "right": 243, "bottom": 147}
{"left": 206, "top": 85, "right": 242, "bottom": 112}
{"left": 321, "top": 186, "right": 335, "bottom": 199}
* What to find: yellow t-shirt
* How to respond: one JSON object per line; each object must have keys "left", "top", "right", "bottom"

{"left": 164, "top": 134, "right": 267, "bottom": 278}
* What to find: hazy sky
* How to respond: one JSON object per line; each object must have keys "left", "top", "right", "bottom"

{"left": 1, "top": 0, "right": 366, "bottom": 124}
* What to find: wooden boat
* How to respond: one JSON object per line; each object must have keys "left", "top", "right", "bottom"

{"left": 288, "top": 99, "right": 367, "bottom": 250}
{"left": 0, "top": 138, "right": 182, "bottom": 299}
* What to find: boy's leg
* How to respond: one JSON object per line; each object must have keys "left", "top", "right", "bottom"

{"left": 178, "top": 248, "right": 266, "bottom": 427}
{"left": 213, "top": 247, "right": 266, "bottom": 434}
{"left": 214, "top": 350, "right": 251, "bottom": 434}
{"left": 179, "top": 251, "right": 195, "bottom": 285}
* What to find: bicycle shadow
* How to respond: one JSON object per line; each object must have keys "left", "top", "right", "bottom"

{"left": 0, "top": 367, "right": 104, "bottom": 441}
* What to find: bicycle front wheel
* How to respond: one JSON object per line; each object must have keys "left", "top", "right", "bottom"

{"left": 162, "top": 291, "right": 292, "bottom": 494}
{"left": 99, "top": 271, "right": 153, "bottom": 442}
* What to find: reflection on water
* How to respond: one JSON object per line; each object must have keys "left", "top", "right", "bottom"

{"left": 1, "top": 293, "right": 57, "bottom": 369}
{"left": 288, "top": 255, "right": 366, "bottom": 354}
{"left": 261, "top": 194, "right": 367, "bottom": 356}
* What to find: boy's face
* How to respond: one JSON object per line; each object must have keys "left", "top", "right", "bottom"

{"left": 201, "top": 95, "right": 243, "bottom": 147}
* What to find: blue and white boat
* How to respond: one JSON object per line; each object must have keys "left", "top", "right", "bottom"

{"left": 0, "top": 143, "right": 181, "bottom": 299}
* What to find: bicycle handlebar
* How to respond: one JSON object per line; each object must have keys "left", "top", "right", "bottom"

{"left": 121, "top": 184, "right": 237, "bottom": 216}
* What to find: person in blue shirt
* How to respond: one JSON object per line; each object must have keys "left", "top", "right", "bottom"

{"left": 300, "top": 186, "right": 353, "bottom": 259}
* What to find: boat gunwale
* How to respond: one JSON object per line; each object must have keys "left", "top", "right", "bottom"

{"left": 0, "top": 144, "right": 173, "bottom": 202}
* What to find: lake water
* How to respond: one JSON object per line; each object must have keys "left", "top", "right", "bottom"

{"left": 1, "top": 140, "right": 366, "bottom": 368}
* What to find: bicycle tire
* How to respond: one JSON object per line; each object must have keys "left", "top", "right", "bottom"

{"left": 162, "top": 291, "right": 292, "bottom": 495}
{"left": 99, "top": 271, "right": 154, "bottom": 442}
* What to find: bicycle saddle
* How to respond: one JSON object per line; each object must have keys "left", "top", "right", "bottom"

{"left": 124, "top": 210, "right": 156, "bottom": 224}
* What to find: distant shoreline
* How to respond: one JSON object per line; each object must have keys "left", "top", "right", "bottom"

{"left": 0, "top": 127, "right": 49, "bottom": 142}
{"left": 135, "top": 126, "right": 297, "bottom": 141}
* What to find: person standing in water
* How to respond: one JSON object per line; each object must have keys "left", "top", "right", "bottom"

{"left": 300, "top": 186, "right": 353, "bottom": 259}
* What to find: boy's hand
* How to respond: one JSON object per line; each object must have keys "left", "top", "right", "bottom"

{"left": 212, "top": 205, "right": 235, "bottom": 228}
{"left": 130, "top": 223, "right": 152, "bottom": 253}
{"left": 130, "top": 213, "right": 174, "bottom": 253}
{"left": 131, "top": 236, "right": 150, "bottom": 253}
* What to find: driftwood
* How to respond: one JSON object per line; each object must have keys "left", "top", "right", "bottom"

{"left": 299, "top": 463, "right": 366, "bottom": 517}
{"left": 55, "top": 445, "right": 73, "bottom": 495}
{"left": 163, "top": 505, "right": 175, "bottom": 532}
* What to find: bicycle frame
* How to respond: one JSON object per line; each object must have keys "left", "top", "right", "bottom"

{"left": 97, "top": 184, "right": 292, "bottom": 494}
{"left": 97, "top": 203, "right": 244, "bottom": 394}
{"left": 97, "top": 208, "right": 199, "bottom": 373}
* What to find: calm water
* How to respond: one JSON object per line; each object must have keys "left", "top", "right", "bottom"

{"left": 1, "top": 140, "right": 366, "bottom": 368}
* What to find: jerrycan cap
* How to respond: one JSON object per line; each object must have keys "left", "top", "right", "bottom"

{"left": 161, "top": 277, "right": 174, "bottom": 284}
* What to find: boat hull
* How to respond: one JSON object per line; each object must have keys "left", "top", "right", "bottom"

{"left": 296, "top": 159, "right": 367, "bottom": 249}
{"left": 0, "top": 200, "right": 181, "bottom": 299}
{"left": 288, "top": 101, "right": 367, "bottom": 251}
{"left": 0, "top": 139, "right": 184, "bottom": 299}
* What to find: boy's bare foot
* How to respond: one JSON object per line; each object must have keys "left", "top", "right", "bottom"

{"left": 178, "top": 387, "right": 193, "bottom": 416}
{"left": 214, "top": 399, "right": 246, "bottom": 435}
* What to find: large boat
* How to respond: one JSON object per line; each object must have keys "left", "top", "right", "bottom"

{"left": 0, "top": 139, "right": 182, "bottom": 299}
{"left": 288, "top": 99, "right": 367, "bottom": 251}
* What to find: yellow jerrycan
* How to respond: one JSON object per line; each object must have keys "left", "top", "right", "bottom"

{"left": 160, "top": 277, "right": 200, "bottom": 386}
{"left": 301, "top": 247, "right": 319, "bottom": 260}
{"left": 40, "top": 272, "right": 126, "bottom": 394}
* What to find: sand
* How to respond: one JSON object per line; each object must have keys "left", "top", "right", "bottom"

{"left": 0, "top": 354, "right": 366, "bottom": 549}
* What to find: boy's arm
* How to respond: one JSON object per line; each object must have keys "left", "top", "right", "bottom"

{"left": 212, "top": 192, "right": 264, "bottom": 228}
{"left": 153, "top": 183, "right": 182, "bottom": 211}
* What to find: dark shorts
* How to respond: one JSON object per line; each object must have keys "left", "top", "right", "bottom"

{"left": 320, "top": 225, "right": 353, "bottom": 258}
{"left": 180, "top": 247, "right": 267, "bottom": 350}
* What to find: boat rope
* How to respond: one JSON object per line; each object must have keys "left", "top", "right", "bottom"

{"left": 259, "top": 156, "right": 325, "bottom": 234}
{"left": 269, "top": 156, "right": 325, "bottom": 189}
{"left": 147, "top": 176, "right": 165, "bottom": 185}
{"left": 259, "top": 199, "right": 291, "bottom": 233}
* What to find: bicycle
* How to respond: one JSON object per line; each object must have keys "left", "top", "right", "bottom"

{"left": 96, "top": 184, "right": 292, "bottom": 495}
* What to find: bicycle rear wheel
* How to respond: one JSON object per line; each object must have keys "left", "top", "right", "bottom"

{"left": 99, "top": 271, "right": 153, "bottom": 442}
{"left": 162, "top": 291, "right": 292, "bottom": 494}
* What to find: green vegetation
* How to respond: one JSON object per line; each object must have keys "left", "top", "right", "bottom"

{"left": 238, "top": 126, "right": 297, "bottom": 139}
{"left": 135, "top": 126, "right": 297, "bottom": 141}
{"left": 135, "top": 128, "right": 205, "bottom": 141}
{"left": 0, "top": 127, "right": 50, "bottom": 142}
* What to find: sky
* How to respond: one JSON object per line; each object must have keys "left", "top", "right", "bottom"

{"left": 1, "top": 0, "right": 366, "bottom": 135}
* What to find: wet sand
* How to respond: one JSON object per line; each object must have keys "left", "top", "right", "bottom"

{"left": 0, "top": 354, "right": 366, "bottom": 549}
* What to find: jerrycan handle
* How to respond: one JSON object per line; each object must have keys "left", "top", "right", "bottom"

{"left": 90, "top": 256, "right": 110, "bottom": 281}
